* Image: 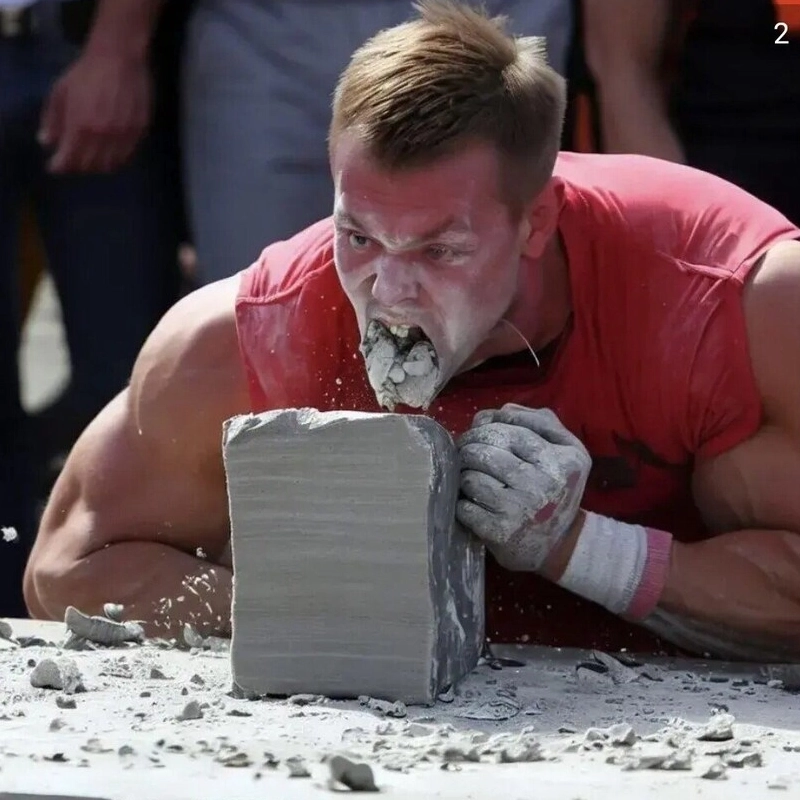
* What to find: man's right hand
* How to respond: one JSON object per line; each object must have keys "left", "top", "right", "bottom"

{"left": 457, "top": 405, "right": 592, "bottom": 572}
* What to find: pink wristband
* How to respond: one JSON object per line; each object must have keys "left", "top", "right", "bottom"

{"left": 626, "top": 527, "right": 673, "bottom": 620}
{"left": 556, "top": 512, "right": 673, "bottom": 619}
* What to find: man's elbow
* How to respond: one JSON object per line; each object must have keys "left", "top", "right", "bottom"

{"left": 22, "top": 515, "right": 92, "bottom": 622}
{"left": 23, "top": 542, "right": 72, "bottom": 621}
{"left": 22, "top": 557, "right": 46, "bottom": 619}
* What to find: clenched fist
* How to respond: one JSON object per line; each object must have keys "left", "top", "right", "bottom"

{"left": 456, "top": 404, "right": 591, "bottom": 572}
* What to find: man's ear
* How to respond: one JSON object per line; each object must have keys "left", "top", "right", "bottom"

{"left": 521, "top": 177, "right": 565, "bottom": 260}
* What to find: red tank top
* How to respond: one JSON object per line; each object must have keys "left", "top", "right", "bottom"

{"left": 235, "top": 152, "right": 800, "bottom": 653}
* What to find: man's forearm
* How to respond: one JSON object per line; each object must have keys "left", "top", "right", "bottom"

{"left": 30, "top": 541, "right": 232, "bottom": 640}
{"left": 642, "top": 607, "right": 800, "bottom": 662}
{"left": 547, "top": 513, "right": 800, "bottom": 660}
{"left": 652, "top": 529, "right": 800, "bottom": 660}
{"left": 85, "top": 0, "right": 165, "bottom": 60}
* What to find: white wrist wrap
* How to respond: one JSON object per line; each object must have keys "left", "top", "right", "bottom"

{"left": 556, "top": 512, "right": 672, "bottom": 618}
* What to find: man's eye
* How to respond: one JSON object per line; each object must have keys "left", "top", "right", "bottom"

{"left": 427, "top": 244, "right": 454, "bottom": 261}
{"left": 348, "top": 232, "right": 371, "bottom": 250}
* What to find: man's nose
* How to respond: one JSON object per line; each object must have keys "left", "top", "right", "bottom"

{"left": 371, "top": 256, "right": 419, "bottom": 307}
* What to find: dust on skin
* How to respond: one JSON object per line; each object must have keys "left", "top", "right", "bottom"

{"left": 330, "top": 132, "right": 559, "bottom": 410}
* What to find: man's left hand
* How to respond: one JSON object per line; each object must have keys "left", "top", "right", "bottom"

{"left": 456, "top": 404, "right": 591, "bottom": 572}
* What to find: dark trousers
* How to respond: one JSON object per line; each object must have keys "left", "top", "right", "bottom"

{"left": 0, "top": 7, "right": 182, "bottom": 616}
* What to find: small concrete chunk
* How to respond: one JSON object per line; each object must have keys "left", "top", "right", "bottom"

{"left": 183, "top": 623, "right": 204, "bottom": 649}
{"left": 102, "top": 603, "right": 124, "bottom": 622}
{"left": 359, "top": 696, "right": 407, "bottom": 718}
{"left": 176, "top": 700, "right": 203, "bottom": 721}
{"left": 615, "top": 748, "right": 694, "bottom": 771}
{"left": 30, "top": 658, "right": 84, "bottom": 694}
{"left": 697, "top": 712, "right": 735, "bottom": 742}
{"left": 64, "top": 606, "right": 143, "bottom": 646}
{"left": 286, "top": 756, "right": 311, "bottom": 778}
{"left": 224, "top": 409, "right": 485, "bottom": 704}
{"left": 328, "top": 755, "right": 378, "bottom": 792}
{"left": 726, "top": 750, "right": 763, "bottom": 768}
{"left": 701, "top": 761, "right": 728, "bottom": 780}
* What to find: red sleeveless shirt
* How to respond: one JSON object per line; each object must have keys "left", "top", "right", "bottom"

{"left": 235, "top": 152, "right": 800, "bottom": 653}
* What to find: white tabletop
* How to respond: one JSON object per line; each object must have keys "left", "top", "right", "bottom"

{"left": 0, "top": 618, "right": 798, "bottom": 799}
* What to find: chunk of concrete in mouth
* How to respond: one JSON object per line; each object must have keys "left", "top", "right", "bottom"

{"left": 361, "top": 320, "right": 441, "bottom": 411}
{"left": 222, "top": 408, "right": 485, "bottom": 704}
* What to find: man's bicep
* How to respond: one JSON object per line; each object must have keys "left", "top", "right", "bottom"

{"left": 35, "top": 388, "right": 227, "bottom": 566}
{"left": 693, "top": 242, "right": 800, "bottom": 533}
{"left": 33, "top": 284, "right": 245, "bottom": 562}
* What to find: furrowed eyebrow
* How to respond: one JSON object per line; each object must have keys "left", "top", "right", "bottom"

{"left": 334, "top": 212, "right": 474, "bottom": 246}
{"left": 333, "top": 211, "right": 362, "bottom": 228}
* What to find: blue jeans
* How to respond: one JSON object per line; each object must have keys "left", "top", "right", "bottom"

{"left": 0, "top": 9, "right": 181, "bottom": 615}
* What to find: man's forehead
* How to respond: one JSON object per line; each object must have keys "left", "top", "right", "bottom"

{"left": 332, "top": 133, "right": 504, "bottom": 202}
{"left": 334, "top": 201, "right": 470, "bottom": 229}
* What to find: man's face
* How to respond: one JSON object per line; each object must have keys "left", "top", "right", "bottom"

{"left": 331, "top": 135, "right": 529, "bottom": 410}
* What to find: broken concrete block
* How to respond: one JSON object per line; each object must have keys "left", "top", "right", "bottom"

{"left": 64, "top": 605, "right": 143, "bottom": 646}
{"left": 223, "top": 408, "right": 485, "bottom": 704}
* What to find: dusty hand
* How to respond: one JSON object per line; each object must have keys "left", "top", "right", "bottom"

{"left": 39, "top": 48, "right": 152, "bottom": 173}
{"left": 456, "top": 404, "right": 591, "bottom": 571}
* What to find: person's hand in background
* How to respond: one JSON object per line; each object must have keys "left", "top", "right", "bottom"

{"left": 38, "top": 48, "right": 152, "bottom": 174}
{"left": 38, "top": 0, "right": 163, "bottom": 173}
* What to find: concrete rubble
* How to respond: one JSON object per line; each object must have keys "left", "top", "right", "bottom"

{"left": 0, "top": 618, "right": 798, "bottom": 798}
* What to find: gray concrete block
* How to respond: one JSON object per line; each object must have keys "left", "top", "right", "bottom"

{"left": 223, "top": 409, "right": 485, "bottom": 704}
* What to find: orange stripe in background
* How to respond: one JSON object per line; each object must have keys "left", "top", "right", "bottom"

{"left": 774, "top": 0, "right": 800, "bottom": 32}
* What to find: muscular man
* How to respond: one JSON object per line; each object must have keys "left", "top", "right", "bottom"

{"left": 25, "top": 1, "right": 800, "bottom": 661}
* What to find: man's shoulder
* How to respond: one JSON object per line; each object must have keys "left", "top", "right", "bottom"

{"left": 555, "top": 151, "right": 734, "bottom": 195}
{"left": 555, "top": 152, "right": 800, "bottom": 274}
{"left": 129, "top": 277, "right": 250, "bottom": 454}
{"left": 741, "top": 240, "right": 800, "bottom": 427}
{"left": 238, "top": 218, "right": 338, "bottom": 305}
{"left": 555, "top": 151, "right": 709, "bottom": 192}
